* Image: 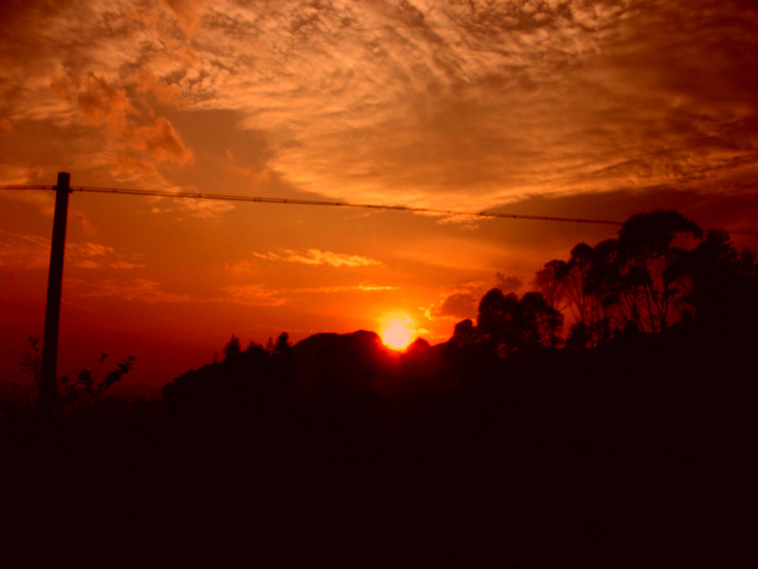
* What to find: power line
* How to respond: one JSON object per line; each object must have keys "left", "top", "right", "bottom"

{"left": 72, "top": 185, "right": 626, "bottom": 226}
{"left": 3, "top": 183, "right": 758, "bottom": 235}
{"left": 0, "top": 184, "right": 53, "bottom": 190}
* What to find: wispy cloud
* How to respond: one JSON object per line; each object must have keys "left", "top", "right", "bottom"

{"left": 0, "top": 233, "right": 50, "bottom": 270}
{"left": 221, "top": 282, "right": 397, "bottom": 306}
{"left": 293, "top": 284, "right": 398, "bottom": 294}
{"left": 63, "top": 276, "right": 398, "bottom": 308}
{"left": 68, "top": 242, "right": 146, "bottom": 270}
{"left": 107, "top": 261, "right": 146, "bottom": 270}
{"left": 223, "top": 258, "right": 256, "bottom": 276}
{"left": 252, "top": 248, "right": 382, "bottom": 268}
{"left": 220, "top": 284, "right": 286, "bottom": 307}
{"left": 0, "top": 232, "right": 144, "bottom": 271}
{"left": 62, "top": 71, "right": 194, "bottom": 175}
{"left": 74, "top": 278, "right": 192, "bottom": 303}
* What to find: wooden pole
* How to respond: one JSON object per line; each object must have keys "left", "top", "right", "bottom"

{"left": 39, "top": 172, "right": 71, "bottom": 420}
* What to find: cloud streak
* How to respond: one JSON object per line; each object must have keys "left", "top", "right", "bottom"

{"left": 252, "top": 248, "right": 382, "bottom": 268}
{"left": 221, "top": 282, "right": 397, "bottom": 306}
{"left": 0, "top": 232, "right": 144, "bottom": 271}
{"left": 74, "top": 278, "right": 192, "bottom": 303}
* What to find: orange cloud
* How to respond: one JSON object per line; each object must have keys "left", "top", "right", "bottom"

{"left": 74, "top": 278, "right": 192, "bottom": 303}
{"left": 0, "top": 233, "right": 144, "bottom": 272}
{"left": 220, "top": 285, "right": 286, "bottom": 307}
{"left": 3, "top": 0, "right": 756, "bottom": 212}
{"left": 131, "top": 116, "right": 194, "bottom": 165}
{"left": 293, "top": 285, "right": 398, "bottom": 294}
{"left": 0, "top": 118, "right": 12, "bottom": 135}
{"left": 252, "top": 249, "right": 382, "bottom": 268}
{"left": 0, "top": 233, "right": 50, "bottom": 270}
{"left": 224, "top": 259, "right": 256, "bottom": 276}
{"left": 73, "top": 211, "right": 96, "bottom": 236}
{"left": 428, "top": 272, "right": 524, "bottom": 320}
{"left": 163, "top": 0, "right": 204, "bottom": 34}
{"left": 73, "top": 73, "right": 194, "bottom": 166}
{"left": 77, "top": 74, "right": 132, "bottom": 130}
{"left": 134, "top": 71, "right": 188, "bottom": 106}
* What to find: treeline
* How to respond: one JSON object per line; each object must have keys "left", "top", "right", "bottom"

{"left": 154, "top": 209, "right": 757, "bottom": 463}
{"left": 452, "top": 209, "right": 758, "bottom": 355}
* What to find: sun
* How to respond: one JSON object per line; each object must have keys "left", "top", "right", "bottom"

{"left": 380, "top": 317, "right": 415, "bottom": 350}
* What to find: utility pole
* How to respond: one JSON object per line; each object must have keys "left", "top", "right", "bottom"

{"left": 39, "top": 172, "right": 71, "bottom": 421}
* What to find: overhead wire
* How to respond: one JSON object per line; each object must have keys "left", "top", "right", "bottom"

{"left": 2, "top": 183, "right": 757, "bottom": 235}
{"left": 72, "top": 185, "right": 626, "bottom": 226}
{"left": 0, "top": 184, "right": 53, "bottom": 190}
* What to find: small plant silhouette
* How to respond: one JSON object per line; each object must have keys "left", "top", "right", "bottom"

{"left": 60, "top": 353, "right": 136, "bottom": 407}
{"left": 13, "top": 336, "right": 134, "bottom": 412}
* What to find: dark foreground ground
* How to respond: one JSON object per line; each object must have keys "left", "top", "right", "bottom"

{"left": 2, "top": 328, "right": 751, "bottom": 551}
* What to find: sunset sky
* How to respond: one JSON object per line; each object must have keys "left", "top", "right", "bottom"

{"left": 2, "top": 0, "right": 757, "bottom": 385}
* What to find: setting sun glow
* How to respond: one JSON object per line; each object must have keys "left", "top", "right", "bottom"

{"left": 381, "top": 318, "right": 414, "bottom": 350}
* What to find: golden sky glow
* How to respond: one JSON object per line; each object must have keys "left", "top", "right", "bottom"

{"left": 1, "top": 0, "right": 758, "bottom": 384}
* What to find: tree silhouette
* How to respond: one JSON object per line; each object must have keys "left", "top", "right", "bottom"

{"left": 451, "top": 318, "right": 479, "bottom": 349}
{"left": 615, "top": 210, "right": 702, "bottom": 333}
{"left": 534, "top": 259, "right": 568, "bottom": 313}
{"left": 560, "top": 244, "right": 608, "bottom": 347}
{"left": 675, "top": 229, "right": 758, "bottom": 334}
{"left": 223, "top": 335, "right": 242, "bottom": 361}
{"left": 520, "top": 291, "right": 564, "bottom": 347}
{"left": 534, "top": 260, "right": 568, "bottom": 345}
{"left": 272, "top": 332, "right": 292, "bottom": 357}
{"left": 582, "top": 211, "right": 703, "bottom": 334}
{"left": 476, "top": 289, "right": 562, "bottom": 355}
